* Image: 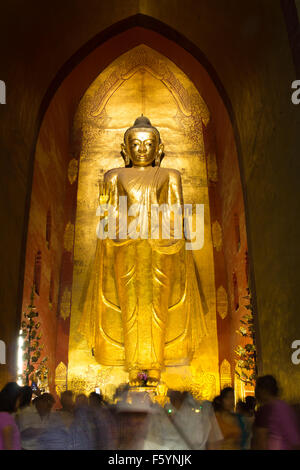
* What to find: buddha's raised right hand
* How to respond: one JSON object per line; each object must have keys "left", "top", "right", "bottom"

{"left": 98, "top": 180, "right": 110, "bottom": 205}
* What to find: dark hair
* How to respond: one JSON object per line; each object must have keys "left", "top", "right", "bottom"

{"left": 212, "top": 395, "right": 222, "bottom": 412}
{"left": 0, "top": 382, "right": 22, "bottom": 413}
{"left": 220, "top": 387, "right": 234, "bottom": 400}
{"left": 32, "top": 396, "right": 40, "bottom": 407}
{"left": 245, "top": 396, "right": 256, "bottom": 411}
{"left": 256, "top": 375, "right": 279, "bottom": 397}
{"left": 236, "top": 400, "right": 248, "bottom": 413}
{"left": 19, "top": 386, "right": 33, "bottom": 408}
{"left": 89, "top": 392, "right": 103, "bottom": 406}
{"left": 40, "top": 393, "right": 55, "bottom": 403}
{"left": 167, "top": 390, "right": 182, "bottom": 400}
{"left": 61, "top": 390, "right": 73, "bottom": 400}
{"left": 213, "top": 388, "right": 234, "bottom": 412}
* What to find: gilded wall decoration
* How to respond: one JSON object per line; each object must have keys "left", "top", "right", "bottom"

{"left": 55, "top": 361, "right": 67, "bottom": 396}
{"left": 190, "top": 374, "right": 217, "bottom": 402}
{"left": 220, "top": 359, "right": 232, "bottom": 389}
{"left": 207, "top": 152, "right": 218, "bottom": 183}
{"left": 60, "top": 288, "right": 71, "bottom": 320}
{"left": 86, "top": 45, "right": 209, "bottom": 158}
{"left": 234, "top": 364, "right": 246, "bottom": 401}
{"left": 160, "top": 365, "right": 217, "bottom": 401}
{"left": 67, "top": 376, "right": 93, "bottom": 395}
{"left": 89, "top": 46, "right": 208, "bottom": 121}
{"left": 212, "top": 220, "right": 223, "bottom": 251}
{"left": 217, "top": 286, "right": 228, "bottom": 319}
{"left": 68, "top": 159, "right": 79, "bottom": 184}
{"left": 190, "top": 364, "right": 218, "bottom": 401}
{"left": 63, "top": 222, "right": 74, "bottom": 253}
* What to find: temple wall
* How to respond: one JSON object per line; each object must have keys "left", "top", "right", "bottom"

{"left": 21, "top": 93, "right": 72, "bottom": 394}
{"left": 0, "top": 1, "right": 299, "bottom": 400}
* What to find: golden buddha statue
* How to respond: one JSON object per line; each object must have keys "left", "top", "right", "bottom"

{"left": 79, "top": 116, "right": 207, "bottom": 386}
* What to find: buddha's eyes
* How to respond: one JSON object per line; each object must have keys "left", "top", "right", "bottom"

{"left": 130, "top": 140, "right": 154, "bottom": 148}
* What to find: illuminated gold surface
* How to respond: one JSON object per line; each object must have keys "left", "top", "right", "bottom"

{"left": 234, "top": 365, "right": 246, "bottom": 402}
{"left": 55, "top": 361, "right": 67, "bottom": 396}
{"left": 68, "top": 158, "right": 79, "bottom": 184}
{"left": 79, "top": 131, "right": 208, "bottom": 384}
{"left": 68, "top": 45, "right": 219, "bottom": 399}
{"left": 212, "top": 220, "right": 223, "bottom": 252}
{"left": 59, "top": 288, "right": 71, "bottom": 320}
{"left": 220, "top": 359, "right": 232, "bottom": 389}
{"left": 63, "top": 222, "right": 74, "bottom": 253}
{"left": 207, "top": 152, "right": 218, "bottom": 183}
{"left": 217, "top": 286, "right": 228, "bottom": 320}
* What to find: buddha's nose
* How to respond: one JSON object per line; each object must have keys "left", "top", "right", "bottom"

{"left": 139, "top": 142, "right": 146, "bottom": 153}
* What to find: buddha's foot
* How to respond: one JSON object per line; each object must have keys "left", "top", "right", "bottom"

{"left": 129, "top": 369, "right": 141, "bottom": 387}
{"left": 147, "top": 369, "right": 160, "bottom": 386}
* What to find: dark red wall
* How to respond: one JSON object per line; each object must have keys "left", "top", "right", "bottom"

{"left": 22, "top": 27, "right": 250, "bottom": 397}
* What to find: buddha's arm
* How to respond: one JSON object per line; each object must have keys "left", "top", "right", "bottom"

{"left": 168, "top": 169, "right": 184, "bottom": 207}
{"left": 168, "top": 169, "right": 184, "bottom": 240}
{"left": 95, "top": 169, "right": 120, "bottom": 242}
{"left": 103, "top": 169, "right": 119, "bottom": 208}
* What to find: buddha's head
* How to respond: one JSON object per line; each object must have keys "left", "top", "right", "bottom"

{"left": 121, "top": 115, "right": 164, "bottom": 167}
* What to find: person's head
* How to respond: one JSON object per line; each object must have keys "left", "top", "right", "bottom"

{"left": 212, "top": 395, "right": 222, "bottom": 413}
{"left": 121, "top": 116, "right": 164, "bottom": 167}
{"left": 236, "top": 400, "right": 249, "bottom": 416}
{"left": 245, "top": 395, "right": 256, "bottom": 414}
{"left": 75, "top": 393, "right": 88, "bottom": 408}
{"left": 255, "top": 375, "right": 279, "bottom": 404}
{"left": 19, "top": 385, "right": 33, "bottom": 408}
{"left": 32, "top": 396, "right": 39, "bottom": 406}
{"left": 168, "top": 390, "right": 185, "bottom": 410}
{"left": 0, "top": 382, "right": 22, "bottom": 413}
{"left": 89, "top": 391, "right": 103, "bottom": 408}
{"left": 60, "top": 390, "right": 74, "bottom": 411}
{"left": 219, "top": 387, "right": 235, "bottom": 412}
{"left": 114, "top": 383, "right": 130, "bottom": 402}
{"left": 35, "top": 393, "right": 55, "bottom": 416}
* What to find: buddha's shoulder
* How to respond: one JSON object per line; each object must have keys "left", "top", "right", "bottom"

{"left": 104, "top": 167, "right": 124, "bottom": 180}
{"left": 104, "top": 167, "right": 181, "bottom": 179}
{"left": 161, "top": 168, "right": 182, "bottom": 180}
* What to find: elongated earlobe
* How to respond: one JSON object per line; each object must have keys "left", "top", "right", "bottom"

{"left": 155, "top": 143, "right": 164, "bottom": 166}
{"left": 121, "top": 143, "right": 130, "bottom": 166}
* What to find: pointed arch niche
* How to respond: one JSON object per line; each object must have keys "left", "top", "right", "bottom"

{"left": 22, "top": 27, "right": 250, "bottom": 400}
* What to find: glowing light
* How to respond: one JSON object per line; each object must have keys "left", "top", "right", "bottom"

{"left": 17, "top": 329, "right": 24, "bottom": 385}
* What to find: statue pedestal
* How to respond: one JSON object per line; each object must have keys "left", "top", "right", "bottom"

{"left": 128, "top": 386, "right": 169, "bottom": 407}
{"left": 128, "top": 386, "right": 157, "bottom": 401}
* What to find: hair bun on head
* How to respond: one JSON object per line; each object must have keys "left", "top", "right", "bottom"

{"left": 124, "top": 115, "right": 161, "bottom": 142}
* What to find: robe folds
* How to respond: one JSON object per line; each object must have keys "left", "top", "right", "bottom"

{"left": 79, "top": 166, "right": 207, "bottom": 372}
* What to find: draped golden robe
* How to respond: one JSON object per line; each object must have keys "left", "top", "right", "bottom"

{"left": 79, "top": 166, "right": 207, "bottom": 373}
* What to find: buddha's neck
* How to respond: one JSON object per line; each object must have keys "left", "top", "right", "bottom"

{"left": 132, "top": 165, "right": 154, "bottom": 171}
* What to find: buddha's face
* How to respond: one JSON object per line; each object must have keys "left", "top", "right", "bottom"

{"left": 122, "top": 129, "right": 164, "bottom": 167}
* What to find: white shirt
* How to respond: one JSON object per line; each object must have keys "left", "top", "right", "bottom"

{"left": 15, "top": 405, "right": 51, "bottom": 450}
{"left": 144, "top": 396, "right": 223, "bottom": 450}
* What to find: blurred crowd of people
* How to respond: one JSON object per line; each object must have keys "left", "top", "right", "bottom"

{"left": 0, "top": 374, "right": 300, "bottom": 450}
